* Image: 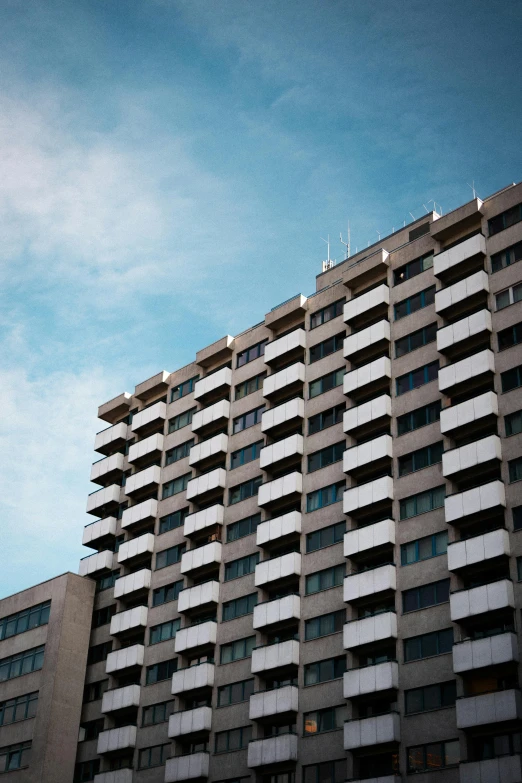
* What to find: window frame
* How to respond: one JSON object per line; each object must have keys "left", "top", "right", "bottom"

{"left": 226, "top": 513, "right": 261, "bottom": 542}
{"left": 168, "top": 407, "right": 197, "bottom": 433}
{"left": 230, "top": 441, "right": 263, "bottom": 470}
{"left": 309, "top": 332, "right": 344, "bottom": 364}
{"left": 397, "top": 400, "right": 441, "bottom": 436}
{"left": 395, "top": 323, "right": 437, "bottom": 358}
{"left": 306, "top": 481, "right": 345, "bottom": 512}
{"left": 399, "top": 485, "right": 445, "bottom": 520}
{"left": 396, "top": 360, "right": 439, "bottom": 396}
{"left": 307, "top": 442, "right": 345, "bottom": 473}
{"left": 236, "top": 340, "right": 268, "bottom": 368}
{"left": 394, "top": 285, "right": 436, "bottom": 320}
{"left": 305, "top": 564, "right": 345, "bottom": 595}
{"left": 309, "top": 367, "right": 345, "bottom": 399}
{"left": 165, "top": 439, "right": 194, "bottom": 465}
{"left": 306, "top": 521, "right": 345, "bottom": 553}
{"left": 309, "top": 299, "right": 345, "bottom": 330}
{"left": 232, "top": 405, "right": 266, "bottom": 434}
{"left": 170, "top": 376, "right": 199, "bottom": 402}
{"left": 224, "top": 553, "right": 260, "bottom": 582}
{"left": 228, "top": 476, "right": 262, "bottom": 506}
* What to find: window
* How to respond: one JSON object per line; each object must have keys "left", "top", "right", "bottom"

{"left": 229, "top": 476, "right": 262, "bottom": 505}
{"left": 308, "top": 404, "right": 345, "bottom": 435}
{"left": 304, "top": 656, "right": 346, "bottom": 685}
{"left": 309, "top": 368, "right": 344, "bottom": 398}
{"left": 226, "top": 513, "right": 261, "bottom": 542}
{"left": 237, "top": 340, "right": 268, "bottom": 368}
{"left": 401, "top": 531, "right": 448, "bottom": 565}
{"left": 155, "top": 543, "right": 186, "bottom": 570}
{"left": 395, "top": 323, "right": 437, "bottom": 357}
{"left": 307, "top": 481, "right": 345, "bottom": 512}
{"left": 308, "top": 442, "right": 344, "bottom": 472}
{"left": 405, "top": 681, "right": 456, "bottom": 714}
{"left": 0, "top": 601, "right": 50, "bottom": 641}
{"left": 398, "top": 442, "right": 443, "bottom": 476}
{"left": 394, "top": 286, "right": 436, "bottom": 320}
{"left": 397, "top": 400, "right": 441, "bottom": 435}
{"left": 491, "top": 239, "right": 522, "bottom": 272}
{"left": 404, "top": 628, "right": 453, "bottom": 662}
{"left": 150, "top": 618, "right": 181, "bottom": 645}
{"left": 83, "top": 680, "right": 108, "bottom": 703}
{"left": 152, "top": 580, "right": 184, "bottom": 607}
{"left": 310, "top": 299, "right": 345, "bottom": 329}
{"left": 0, "top": 692, "right": 38, "bottom": 726}
{"left": 495, "top": 283, "right": 522, "bottom": 310}
{"left": 473, "top": 731, "right": 522, "bottom": 761}
{"left": 159, "top": 509, "right": 188, "bottom": 534}
{"left": 305, "top": 565, "right": 345, "bottom": 595}
{"left": 396, "top": 361, "right": 438, "bottom": 395}
{"left": 162, "top": 473, "right": 190, "bottom": 498}
{"left": 506, "top": 410, "right": 522, "bottom": 437}
{"left": 400, "top": 485, "right": 445, "bottom": 520}
{"left": 168, "top": 408, "right": 196, "bottom": 433}
{"left": 306, "top": 522, "right": 345, "bottom": 552}
{"left": 513, "top": 505, "right": 522, "bottom": 531}
{"left": 146, "top": 657, "right": 177, "bottom": 685}
{"left": 233, "top": 405, "right": 266, "bottom": 434}
{"left": 170, "top": 375, "right": 199, "bottom": 402}
{"left": 499, "top": 321, "right": 522, "bottom": 351}
{"left": 138, "top": 743, "right": 170, "bottom": 769}
{"left": 224, "top": 553, "right": 259, "bottom": 581}
{"left": 305, "top": 610, "right": 345, "bottom": 640}
{"left": 165, "top": 440, "right": 194, "bottom": 465}
{"left": 394, "top": 253, "right": 434, "bottom": 285}
{"left": 87, "top": 641, "right": 112, "bottom": 665}
{"left": 79, "top": 719, "right": 104, "bottom": 742}
{"left": 403, "top": 579, "right": 450, "bottom": 613}
{"left": 220, "top": 636, "right": 256, "bottom": 664}
{"left": 91, "top": 605, "right": 116, "bottom": 628}
{"left": 0, "top": 646, "right": 44, "bottom": 683}
{"left": 235, "top": 372, "right": 267, "bottom": 400}
{"left": 304, "top": 705, "right": 344, "bottom": 734}
{"left": 407, "top": 739, "right": 459, "bottom": 772}
{"left": 489, "top": 203, "right": 522, "bottom": 236}
{"left": 509, "top": 457, "right": 522, "bottom": 483}
{"left": 215, "top": 726, "right": 252, "bottom": 753}
{"left": 501, "top": 364, "right": 522, "bottom": 392}
{"left": 222, "top": 593, "right": 257, "bottom": 621}
{"left": 217, "top": 679, "right": 254, "bottom": 707}
{"left": 303, "top": 761, "right": 345, "bottom": 783}
{"left": 74, "top": 760, "right": 101, "bottom": 782}
{"left": 309, "top": 333, "right": 344, "bottom": 363}
{"left": 142, "top": 700, "right": 175, "bottom": 726}
{"left": 231, "top": 441, "right": 263, "bottom": 469}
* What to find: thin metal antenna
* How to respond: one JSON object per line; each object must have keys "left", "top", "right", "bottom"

{"left": 422, "top": 204, "right": 429, "bottom": 213}
{"left": 467, "top": 181, "right": 478, "bottom": 199}
{"left": 340, "top": 221, "right": 351, "bottom": 260}
{"left": 376, "top": 230, "right": 381, "bottom": 241}
{"left": 427, "top": 199, "right": 443, "bottom": 216}
{"left": 409, "top": 212, "right": 415, "bottom": 221}
{"left": 321, "top": 235, "right": 331, "bottom": 263}
{"left": 321, "top": 235, "right": 336, "bottom": 272}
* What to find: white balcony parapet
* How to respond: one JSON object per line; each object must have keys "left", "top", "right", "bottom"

{"left": 164, "top": 753, "right": 209, "bottom": 783}
{"left": 83, "top": 517, "right": 117, "bottom": 548}
{"left": 438, "top": 349, "right": 495, "bottom": 393}
{"left": 192, "top": 400, "right": 230, "bottom": 433}
{"left": 181, "top": 542, "right": 222, "bottom": 575}
{"left": 255, "top": 553, "right": 301, "bottom": 587}
{"left": 171, "top": 663, "right": 215, "bottom": 695}
{"left": 435, "top": 270, "right": 489, "bottom": 314}
{"left": 97, "top": 725, "right": 137, "bottom": 755}
{"left": 344, "top": 395, "right": 391, "bottom": 434}
{"left": 263, "top": 362, "right": 305, "bottom": 398}
{"left": 260, "top": 434, "right": 303, "bottom": 470}
{"left": 249, "top": 685, "right": 298, "bottom": 720}
{"left": 256, "top": 511, "right": 301, "bottom": 547}
{"left": 110, "top": 606, "right": 148, "bottom": 635}
{"left": 344, "top": 565, "right": 396, "bottom": 603}
{"left": 94, "top": 421, "right": 127, "bottom": 454}
{"left": 87, "top": 484, "right": 120, "bottom": 515}
{"left": 440, "top": 391, "right": 498, "bottom": 434}
{"left": 344, "top": 434, "right": 392, "bottom": 474}
{"left": 251, "top": 639, "right": 300, "bottom": 674}
{"left": 456, "top": 689, "right": 522, "bottom": 728}
{"left": 344, "top": 285, "right": 389, "bottom": 324}
{"left": 105, "top": 644, "right": 144, "bottom": 674}
{"left": 437, "top": 309, "right": 492, "bottom": 354}
{"left": 134, "top": 370, "right": 169, "bottom": 401}
{"left": 344, "top": 357, "right": 391, "bottom": 396}
{"left": 258, "top": 472, "right": 302, "bottom": 508}
{"left": 94, "top": 770, "right": 133, "bottom": 783}
{"left": 128, "top": 433, "right": 164, "bottom": 464}
{"left": 445, "top": 480, "right": 506, "bottom": 524}
{"left": 117, "top": 533, "right": 154, "bottom": 565}
{"left": 178, "top": 581, "right": 219, "bottom": 614}
{"left": 113, "top": 569, "right": 151, "bottom": 599}
{"left": 253, "top": 595, "right": 300, "bottom": 630}
{"left": 344, "top": 777, "right": 400, "bottom": 783}
{"left": 168, "top": 706, "right": 212, "bottom": 738}
{"left": 264, "top": 329, "right": 306, "bottom": 365}
{"left": 453, "top": 632, "right": 519, "bottom": 673}
{"left": 130, "top": 401, "right": 166, "bottom": 433}
{"left": 194, "top": 367, "right": 232, "bottom": 401}
{"left": 443, "top": 434, "right": 502, "bottom": 478}
{"left": 450, "top": 579, "right": 514, "bottom": 622}
{"left": 186, "top": 468, "right": 226, "bottom": 501}
{"left": 121, "top": 498, "right": 158, "bottom": 530}
{"left": 344, "top": 712, "right": 400, "bottom": 750}
{"left": 344, "top": 613, "right": 397, "bottom": 649}
{"left": 184, "top": 505, "right": 224, "bottom": 537}
{"left": 343, "top": 476, "right": 393, "bottom": 515}
{"left": 344, "top": 320, "right": 390, "bottom": 359}
{"left": 90, "top": 453, "right": 125, "bottom": 484}
{"left": 174, "top": 621, "right": 217, "bottom": 654}
{"left": 247, "top": 734, "right": 298, "bottom": 768}
{"left": 79, "top": 550, "right": 114, "bottom": 577}
{"left": 447, "top": 528, "right": 510, "bottom": 571}
{"left": 101, "top": 684, "right": 140, "bottom": 714}
{"left": 344, "top": 519, "right": 395, "bottom": 558}
{"left": 433, "top": 233, "right": 487, "bottom": 277}
{"left": 125, "top": 465, "right": 161, "bottom": 497}
{"left": 189, "top": 434, "right": 228, "bottom": 467}
{"left": 261, "top": 398, "right": 304, "bottom": 433}
{"left": 343, "top": 661, "right": 399, "bottom": 699}
{"left": 459, "top": 755, "right": 522, "bottom": 783}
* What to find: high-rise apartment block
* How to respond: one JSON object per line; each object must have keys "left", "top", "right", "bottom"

{"left": 76, "top": 183, "right": 522, "bottom": 783}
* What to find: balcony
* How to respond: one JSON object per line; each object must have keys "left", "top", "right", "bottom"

{"left": 433, "top": 231, "right": 486, "bottom": 278}
{"left": 344, "top": 519, "right": 395, "bottom": 559}
{"left": 343, "top": 661, "right": 399, "bottom": 699}
{"left": 249, "top": 684, "right": 298, "bottom": 720}
{"left": 442, "top": 434, "right": 502, "bottom": 480}
{"left": 196, "top": 333, "right": 234, "bottom": 367}
{"left": 194, "top": 367, "right": 232, "bottom": 403}
{"left": 101, "top": 684, "right": 140, "bottom": 714}
{"left": 453, "top": 632, "right": 519, "bottom": 673}
{"left": 342, "top": 248, "right": 389, "bottom": 291}
{"left": 105, "top": 644, "right": 144, "bottom": 674}
{"left": 253, "top": 594, "right": 301, "bottom": 630}
{"left": 344, "top": 612, "right": 398, "bottom": 650}
{"left": 83, "top": 516, "right": 117, "bottom": 549}
{"left": 87, "top": 484, "right": 120, "bottom": 516}
{"left": 110, "top": 606, "right": 148, "bottom": 636}
{"left": 257, "top": 471, "right": 302, "bottom": 509}
{"left": 94, "top": 770, "right": 133, "bottom": 783}
{"left": 261, "top": 397, "right": 305, "bottom": 436}
{"left": 180, "top": 542, "right": 222, "bottom": 576}
{"left": 265, "top": 294, "right": 307, "bottom": 330}
{"left": 171, "top": 662, "right": 215, "bottom": 695}
{"left": 260, "top": 434, "right": 303, "bottom": 471}
{"left": 344, "top": 284, "right": 389, "bottom": 328}
{"left": 134, "top": 370, "right": 169, "bottom": 401}
{"left": 251, "top": 639, "right": 300, "bottom": 674}
{"left": 460, "top": 755, "right": 522, "bottom": 783}
{"left": 456, "top": 689, "right": 522, "bottom": 728}
{"left": 125, "top": 465, "right": 161, "bottom": 498}
{"left": 255, "top": 553, "right": 301, "bottom": 588}
{"left": 94, "top": 421, "right": 127, "bottom": 455}
{"left": 438, "top": 349, "right": 495, "bottom": 397}
{"left": 165, "top": 752, "right": 209, "bottom": 783}
{"left": 79, "top": 550, "right": 114, "bottom": 577}
{"left": 346, "top": 777, "right": 400, "bottom": 783}
{"left": 174, "top": 621, "right": 217, "bottom": 654}
{"left": 168, "top": 706, "right": 212, "bottom": 738}
{"left": 128, "top": 432, "right": 164, "bottom": 465}
{"left": 264, "top": 328, "right": 306, "bottom": 366}
{"left": 344, "top": 357, "right": 391, "bottom": 402}
{"left": 97, "top": 725, "right": 137, "bottom": 755}
{"left": 191, "top": 399, "right": 230, "bottom": 436}
{"left": 117, "top": 533, "right": 154, "bottom": 566}
{"left": 91, "top": 453, "right": 125, "bottom": 486}
{"left": 450, "top": 579, "right": 514, "bottom": 622}
{"left": 98, "top": 391, "right": 132, "bottom": 424}
{"left": 447, "top": 528, "right": 510, "bottom": 572}
{"left": 121, "top": 498, "right": 158, "bottom": 530}
{"left": 178, "top": 581, "right": 219, "bottom": 614}
{"left": 186, "top": 468, "right": 226, "bottom": 503}
{"left": 437, "top": 309, "right": 492, "bottom": 358}
{"left": 248, "top": 734, "right": 298, "bottom": 767}
{"left": 445, "top": 480, "right": 506, "bottom": 525}
{"left": 344, "top": 395, "right": 391, "bottom": 438}
{"left": 344, "top": 712, "right": 400, "bottom": 750}
{"left": 344, "top": 320, "right": 390, "bottom": 365}
{"left": 343, "top": 476, "right": 393, "bottom": 516}
{"left": 263, "top": 362, "right": 305, "bottom": 400}
{"left": 440, "top": 391, "right": 498, "bottom": 437}
{"left": 344, "top": 565, "right": 396, "bottom": 603}
{"left": 343, "top": 435, "right": 392, "bottom": 477}
{"left": 189, "top": 433, "right": 228, "bottom": 468}
{"left": 130, "top": 400, "right": 166, "bottom": 435}
{"left": 113, "top": 569, "right": 151, "bottom": 600}
{"left": 184, "top": 504, "right": 224, "bottom": 538}
{"left": 256, "top": 511, "right": 301, "bottom": 548}
{"left": 435, "top": 270, "right": 489, "bottom": 319}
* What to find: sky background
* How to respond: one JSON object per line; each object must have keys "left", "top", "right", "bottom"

{"left": 1, "top": 0, "right": 521, "bottom": 597}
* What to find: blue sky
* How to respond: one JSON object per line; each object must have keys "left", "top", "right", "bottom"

{"left": 1, "top": 0, "right": 521, "bottom": 597}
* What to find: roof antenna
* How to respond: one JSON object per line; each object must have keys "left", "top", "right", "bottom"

{"left": 376, "top": 230, "right": 381, "bottom": 241}
{"left": 422, "top": 204, "right": 430, "bottom": 213}
{"left": 467, "top": 181, "right": 479, "bottom": 199}
{"left": 409, "top": 212, "right": 416, "bottom": 221}
{"left": 340, "top": 222, "right": 351, "bottom": 260}
{"left": 321, "top": 235, "right": 336, "bottom": 272}
{"left": 427, "top": 199, "right": 443, "bottom": 215}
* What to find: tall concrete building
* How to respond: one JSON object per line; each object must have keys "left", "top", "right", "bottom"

{"left": 77, "top": 182, "right": 522, "bottom": 783}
